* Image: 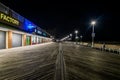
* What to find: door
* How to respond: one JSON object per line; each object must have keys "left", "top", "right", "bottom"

{"left": 12, "top": 33, "right": 22, "bottom": 47}
{"left": 26, "top": 36, "right": 31, "bottom": 45}
{"left": 0, "top": 31, "right": 6, "bottom": 49}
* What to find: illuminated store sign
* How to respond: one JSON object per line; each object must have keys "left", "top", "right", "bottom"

{"left": 43, "top": 33, "right": 46, "bottom": 36}
{"left": 0, "top": 12, "right": 19, "bottom": 26}
{"left": 37, "top": 30, "right": 42, "bottom": 34}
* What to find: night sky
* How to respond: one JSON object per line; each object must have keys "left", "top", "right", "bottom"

{"left": 1, "top": 0, "right": 120, "bottom": 41}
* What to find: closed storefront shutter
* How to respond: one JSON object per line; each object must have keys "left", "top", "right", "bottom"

{"left": 0, "top": 31, "right": 6, "bottom": 49}
{"left": 12, "top": 33, "right": 22, "bottom": 47}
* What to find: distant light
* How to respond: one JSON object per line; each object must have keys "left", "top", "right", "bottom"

{"left": 70, "top": 34, "right": 72, "bottom": 36}
{"left": 91, "top": 21, "right": 96, "bottom": 25}
{"left": 80, "top": 35, "right": 83, "bottom": 38}
{"left": 75, "top": 36, "right": 78, "bottom": 39}
{"left": 75, "top": 30, "right": 78, "bottom": 34}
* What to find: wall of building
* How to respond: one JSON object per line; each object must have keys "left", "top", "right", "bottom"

{"left": 0, "top": 2, "right": 52, "bottom": 50}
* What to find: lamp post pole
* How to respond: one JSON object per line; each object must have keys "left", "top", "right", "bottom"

{"left": 91, "top": 21, "right": 96, "bottom": 47}
{"left": 80, "top": 35, "right": 83, "bottom": 45}
{"left": 75, "top": 30, "right": 78, "bottom": 44}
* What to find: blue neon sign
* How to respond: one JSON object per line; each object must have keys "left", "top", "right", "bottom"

{"left": 24, "top": 19, "right": 36, "bottom": 33}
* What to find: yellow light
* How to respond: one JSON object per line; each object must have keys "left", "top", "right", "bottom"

{"left": 0, "top": 12, "right": 19, "bottom": 26}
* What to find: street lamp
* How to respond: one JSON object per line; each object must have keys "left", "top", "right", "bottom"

{"left": 75, "top": 30, "right": 78, "bottom": 38}
{"left": 75, "top": 30, "right": 78, "bottom": 34}
{"left": 80, "top": 35, "right": 83, "bottom": 44}
{"left": 69, "top": 33, "right": 72, "bottom": 41}
{"left": 91, "top": 21, "right": 96, "bottom": 47}
{"left": 75, "top": 30, "right": 78, "bottom": 44}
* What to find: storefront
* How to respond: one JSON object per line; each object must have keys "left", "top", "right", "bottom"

{"left": 32, "top": 36, "right": 37, "bottom": 44}
{"left": 0, "top": 30, "right": 6, "bottom": 49}
{"left": 12, "top": 33, "right": 22, "bottom": 47}
{"left": 40, "top": 37, "right": 42, "bottom": 43}
{"left": 38, "top": 37, "right": 41, "bottom": 44}
{"left": 0, "top": 3, "right": 52, "bottom": 50}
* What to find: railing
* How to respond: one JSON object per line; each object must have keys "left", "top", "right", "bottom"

{"left": 80, "top": 42, "right": 120, "bottom": 54}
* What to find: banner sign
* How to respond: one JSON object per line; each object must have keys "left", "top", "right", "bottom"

{"left": 0, "top": 12, "right": 20, "bottom": 26}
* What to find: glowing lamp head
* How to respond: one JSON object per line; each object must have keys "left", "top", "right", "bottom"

{"left": 75, "top": 30, "right": 78, "bottom": 34}
{"left": 91, "top": 21, "right": 96, "bottom": 25}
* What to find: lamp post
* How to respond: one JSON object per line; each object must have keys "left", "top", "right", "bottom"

{"left": 91, "top": 21, "right": 96, "bottom": 47}
{"left": 75, "top": 30, "right": 78, "bottom": 44}
{"left": 69, "top": 34, "right": 72, "bottom": 41}
{"left": 80, "top": 35, "right": 83, "bottom": 45}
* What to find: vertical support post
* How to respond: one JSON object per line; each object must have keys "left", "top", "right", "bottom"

{"left": 6, "top": 31, "right": 8, "bottom": 49}
{"left": 22, "top": 34, "right": 26, "bottom": 46}
{"left": 8, "top": 31, "right": 12, "bottom": 48}
{"left": 30, "top": 36, "right": 32, "bottom": 45}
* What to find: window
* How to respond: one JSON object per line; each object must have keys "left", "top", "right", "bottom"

{"left": 0, "top": 3, "right": 9, "bottom": 14}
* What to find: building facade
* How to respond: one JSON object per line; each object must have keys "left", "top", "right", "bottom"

{"left": 0, "top": 2, "right": 52, "bottom": 49}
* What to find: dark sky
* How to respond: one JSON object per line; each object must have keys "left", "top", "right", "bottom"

{"left": 1, "top": 0, "right": 120, "bottom": 41}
